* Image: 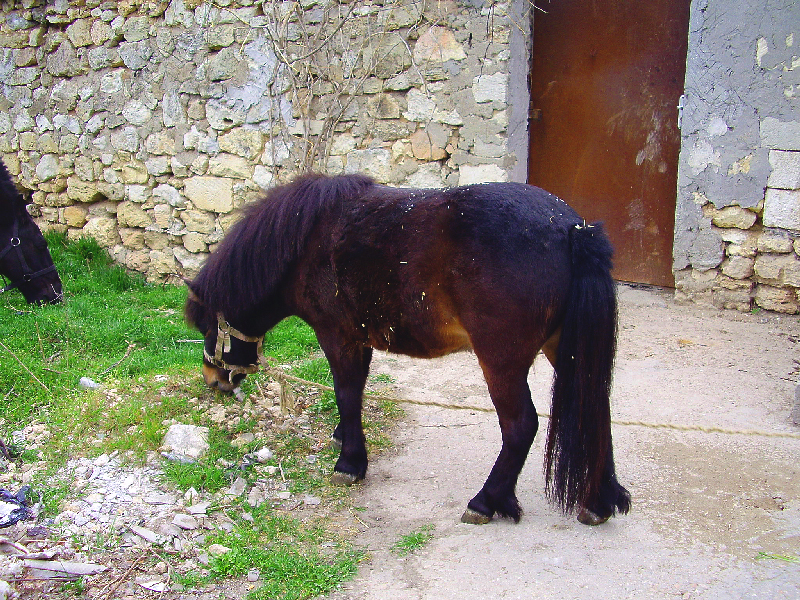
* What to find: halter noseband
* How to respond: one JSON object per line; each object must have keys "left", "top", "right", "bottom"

{"left": 203, "top": 313, "right": 265, "bottom": 379}
{"left": 0, "top": 220, "right": 57, "bottom": 294}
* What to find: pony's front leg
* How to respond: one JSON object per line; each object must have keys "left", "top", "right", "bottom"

{"left": 463, "top": 368, "right": 538, "bottom": 524}
{"left": 319, "top": 341, "right": 373, "bottom": 486}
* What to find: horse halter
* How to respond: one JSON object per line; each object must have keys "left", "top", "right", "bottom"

{"left": 203, "top": 313, "right": 265, "bottom": 379}
{"left": 0, "top": 220, "right": 57, "bottom": 295}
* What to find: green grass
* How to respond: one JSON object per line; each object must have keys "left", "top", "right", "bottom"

{"left": 203, "top": 508, "right": 362, "bottom": 600}
{"left": 391, "top": 524, "right": 435, "bottom": 556}
{"left": 1, "top": 233, "right": 399, "bottom": 599}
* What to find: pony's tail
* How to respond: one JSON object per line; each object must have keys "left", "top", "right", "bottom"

{"left": 544, "top": 223, "right": 630, "bottom": 518}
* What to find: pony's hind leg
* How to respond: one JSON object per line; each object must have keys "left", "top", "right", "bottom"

{"left": 462, "top": 360, "right": 539, "bottom": 524}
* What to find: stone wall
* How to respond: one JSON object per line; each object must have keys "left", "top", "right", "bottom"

{"left": 1, "top": 0, "right": 528, "bottom": 282}
{"left": 673, "top": 0, "right": 800, "bottom": 313}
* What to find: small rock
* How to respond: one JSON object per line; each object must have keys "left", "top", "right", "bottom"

{"left": 79, "top": 377, "right": 100, "bottom": 389}
{"left": 207, "top": 544, "right": 231, "bottom": 557}
{"left": 172, "top": 514, "right": 198, "bottom": 530}
{"left": 303, "top": 495, "right": 321, "bottom": 506}
{"left": 247, "top": 568, "right": 260, "bottom": 582}
{"left": 228, "top": 477, "right": 247, "bottom": 497}
{"left": 255, "top": 447, "right": 274, "bottom": 463}
{"left": 188, "top": 502, "right": 211, "bottom": 516}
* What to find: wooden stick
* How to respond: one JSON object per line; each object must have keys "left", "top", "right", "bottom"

{"left": 0, "top": 340, "right": 49, "bottom": 392}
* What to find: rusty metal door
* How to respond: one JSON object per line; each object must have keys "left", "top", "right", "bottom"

{"left": 527, "top": 0, "right": 690, "bottom": 287}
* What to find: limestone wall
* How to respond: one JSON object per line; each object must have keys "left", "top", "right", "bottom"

{"left": 674, "top": 0, "right": 800, "bottom": 313}
{"left": 1, "top": 0, "right": 527, "bottom": 282}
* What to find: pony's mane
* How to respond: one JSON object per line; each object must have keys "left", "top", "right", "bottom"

{"left": 0, "top": 159, "right": 25, "bottom": 225}
{"left": 191, "top": 172, "right": 374, "bottom": 321}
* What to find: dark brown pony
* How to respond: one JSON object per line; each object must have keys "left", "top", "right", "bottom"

{"left": 186, "top": 173, "right": 630, "bottom": 525}
{"left": 0, "top": 159, "right": 62, "bottom": 305}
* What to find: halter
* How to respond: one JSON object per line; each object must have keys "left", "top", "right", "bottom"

{"left": 0, "top": 220, "right": 57, "bottom": 294}
{"left": 203, "top": 313, "right": 265, "bottom": 379}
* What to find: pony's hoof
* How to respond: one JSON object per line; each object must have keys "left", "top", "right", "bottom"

{"left": 577, "top": 507, "right": 610, "bottom": 526}
{"left": 461, "top": 508, "right": 492, "bottom": 525}
{"left": 331, "top": 471, "right": 359, "bottom": 486}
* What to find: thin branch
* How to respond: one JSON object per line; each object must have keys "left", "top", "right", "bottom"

{"left": 0, "top": 340, "right": 49, "bottom": 393}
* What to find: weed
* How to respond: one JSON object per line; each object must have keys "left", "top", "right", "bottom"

{"left": 391, "top": 524, "right": 435, "bottom": 556}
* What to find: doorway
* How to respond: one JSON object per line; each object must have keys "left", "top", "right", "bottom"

{"left": 527, "top": 0, "right": 691, "bottom": 287}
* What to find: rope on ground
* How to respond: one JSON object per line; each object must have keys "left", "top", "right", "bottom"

{"left": 261, "top": 365, "right": 800, "bottom": 440}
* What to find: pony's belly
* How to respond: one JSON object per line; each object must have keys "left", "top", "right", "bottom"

{"left": 368, "top": 319, "right": 472, "bottom": 359}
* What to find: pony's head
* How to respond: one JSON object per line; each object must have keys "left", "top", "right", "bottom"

{"left": 0, "top": 205, "right": 63, "bottom": 305}
{"left": 185, "top": 287, "right": 262, "bottom": 392}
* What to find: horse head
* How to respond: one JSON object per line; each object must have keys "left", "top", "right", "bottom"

{"left": 185, "top": 287, "right": 263, "bottom": 392}
{"left": 0, "top": 208, "right": 63, "bottom": 305}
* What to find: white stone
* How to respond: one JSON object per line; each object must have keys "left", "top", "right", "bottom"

{"left": 152, "top": 184, "right": 184, "bottom": 207}
{"left": 161, "top": 423, "right": 209, "bottom": 460}
{"left": 458, "top": 164, "right": 507, "bottom": 186}
{"left": 172, "top": 513, "right": 199, "bottom": 530}
{"left": 123, "top": 100, "right": 153, "bottom": 126}
{"left": 36, "top": 155, "right": 59, "bottom": 182}
{"left": 345, "top": 148, "right": 392, "bottom": 182}
{"left": 253, "top": 165, "right": 274, "bottom": 189}
{"left": 763, "top": 188, "right": 800, "bottom": 231}
{"left": 768, "top": 150, "right": 800, "bottom": 190}
{"left": 472, "top": 72, "right": 508, "bottom": 104}
{"left": 403, "top": 88, "right": 437, "bottom": 122}
{"left": 185, "top": 176, "right": 234, "bottom": 213}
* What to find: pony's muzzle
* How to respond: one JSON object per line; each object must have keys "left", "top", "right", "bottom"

{"left": 202, "top": 362, "right": 244, "bottom": 392}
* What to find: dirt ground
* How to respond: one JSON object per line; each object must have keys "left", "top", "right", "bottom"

{"left": 327, "top": 283, "right": 800, "bottom": 600}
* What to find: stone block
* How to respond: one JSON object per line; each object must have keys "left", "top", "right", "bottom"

{"left": 206, "top": 100, "right": 246, "bottom": 131}
{"left": 367, "top": 94, "right": 401, "bottom": 120}
{"left": 472, "top": 73, "right": 507, "bottom": 104}
{"left": 117, "top": 202, "right": 152, "bottom": 228}
{"left": 763, "top": 188, "right": 800, "bottom": 231}
{"left": 183, "top": 232, "right": 207, "bottom": 253}
{"left": 414, "top": 27, "right": 466, "bottom": 63}
{"left": 403, "top": 88, "right": 437, "bottom": 122}
{"left": 153, "top": 184, "right": 184, "bottom": 208}
{"left": 720, "top": 255, "right": 754, "bottom": 279}
{"left": 754, "top": 284, "right": 798, "bottom": 314}
{"left": 120, "top": 161, "right": 150, "bottom": 185}
{"left": 149, "top": 248, "right": 177, "bottom": 275}
{"left": 758, "top": 230, "right": 793, "bottom": 253}
{"left": 768, "top": 150, "right": 800, "bottom": 190}
{"left": 146, "top": 131, "right": 177, "bottom": 156}
{"left": 410, "top": 124, "right": 448, "bottom": 160}
{"left": 36, "top": 155, "right": 59, "bottom": 182}
{"left": 67, "top": 177, "right": 105, "bottom": 203}
{"left": 63, "top": 205, "right": 88, "bottom": 228}
{"left": 708, "top": 205, "right": 757, "bottom": 229}
{"left": 185, "top": 176, "right": 234, "bottom": 213}
{"left": 209, "top": 155, "right": 252, "bottom": 179}
{"left": 180, "top": 209, "right": 216, "bottom": 234}
{"left": 219, "top": 128, "right": 264, "bottom": 160}
{"left": 119, "top": 228, "right": 146, "bottom": 250}
{"left": 66, "top": 19, "right": 93, "bottom": 47}
{"left": 345, "top": 148, "right": 392, "bottom": 183}
{"left": 760, "top": 118, "right": 800, "bottom": 151}
{"left": 458, "top": 164, "right": 507, "bottom": 186}
{"left": 754, "top": 253, "right": 800, "bottom": 284}
{"left": 153, "top": 204, "right": 173, "bottom": 229}
{"left": 712, "top": 288, "right": 753, "bottom": 312}
{"left": 82, "top": 216, "right": 120, "bottom": 247}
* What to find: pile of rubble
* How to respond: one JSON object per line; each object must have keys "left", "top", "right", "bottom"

{"left": 0, "top": 383, "right": 331, "bottom": 599}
